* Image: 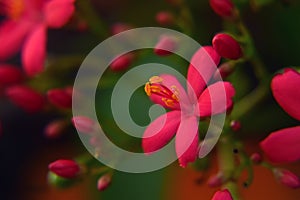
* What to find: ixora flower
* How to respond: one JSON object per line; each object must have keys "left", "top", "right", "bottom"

{"left": 260, "top": 68, "right": 300, "bottom": 163}
{"left": 142, "top": 46, "right": 235, "bottom": 167}
{"left": 0, "top": 0, "right": 75, "bottom": 76}
{"left": 211, "top": 189, "right": 233, "bottom": 200}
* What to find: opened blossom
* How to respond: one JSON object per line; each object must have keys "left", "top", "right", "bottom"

{"left": 143, "top": 46, "right": 235, "bottom": 167}
{"left": 0, "top": 0, "right": 75, "bottom": 76}
{"left": 260, "top": 68, "right": 300, "bottom": 163}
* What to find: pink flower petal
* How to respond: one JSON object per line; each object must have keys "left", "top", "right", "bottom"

{"left": 187, "top": 46, "right": 220, "bottom": 101}
{"left": 260, "top": 126, "right": 300, "bottom": 163}
{"left": 0, "top": 20, "right": 31, "bottom": 60}
{"left": 198, "top": 81, "right": 235, "bottom": 117}
{"left": 142, "top": 110, "right": 181, "bottom": 153}
{"left": 22, "top": 24, "right": 46, "bottom": 77}
{"left": 44, "top": 0, "right": 75, "bottom": 28}
{"left": 271, "top": 68, "right": 300, "bottom": 121}
{"left": 175, "top": 116, "right": 199, "bottom": 167}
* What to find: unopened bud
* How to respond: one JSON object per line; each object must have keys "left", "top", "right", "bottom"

{"left": 212, "top": 189, "right": 233, "bottom": 200}
{"left": 47, "top": 87, "right": 72, "bottom": 109}
{"left": 97, "top": 174, "right": 112, "bottom": 191}
{"left": 207, "top": 172, "right": 224, "bottom": 187}
{"left": 154, "top": 35, "right": 177, "bottom": 56}
{"left": 110, "top": 23, "right": 132, "bottom": 35}
{"left": 274, "top": 169, "right": 300, "bottom": 189}
{"left": 49, "top": 159, "right": 80, "bottom": 179}
{"left": 44, "top": 119, "right": 67, "bottom": 139}
{"left": 110, "top": 53, "right": 134, "bottom": 71}
{"left": 5, "top": 85, "right": 45, "bottom": 113}
{"left": 155, "top": 11, "right": 174, "bottom": 26}
{"left": 48, "top": 171, "right": 75, "bottom": 188}
{"left": 71, "top": 116, "right": 96, "bottom": 134}
{"left": 209, "top": 0, "right": 235, "bottom": 18}
{"left": 212, "top": 33, "right": 243, "bottom": 60}
{"left": 230, "top": 120, "right": 241, "bottom": 132}
{"left": 0, "top": 64, "right": 23, "bottom": 86}
{"left": 213, "top": 62, "right": 235, "bottom": 80}
{"left": 250, "top": 153, "right": 262, "bottom": 164}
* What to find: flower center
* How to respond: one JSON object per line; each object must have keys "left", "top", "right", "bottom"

{"left": 3, "top": 0, "right": 24, "bottom": 20}
{"left": 144, "top": 76, "right": 180, "bottom": 108}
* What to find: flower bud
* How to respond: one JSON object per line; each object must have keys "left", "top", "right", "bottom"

{"left": 230, "top": 120, "right": 241, "bottom": 132}
{"left": 250, "top": 153, "right": 262, "bottom": 164}
{"left": 48, "top": 171, "right": 75, "bottom": 188}
{"left": 0, "top": 64, "right": 23, "bottom": 86}
{"left": 49, "top": 159, "right": 80, "bottom": 179}
{"left": 209, "top": 0, "right": 235, "bottom": 18}
{"left": 207, "top": 172, "right": 224, "bottom": 187}
{"left": 155, "top": 11, "right": 174, "bottom": 26}
{"left": 44, "top": 119, "right": 67, "bottom": 139}
{"left": 154, "top": 35, "right": 177, "bottom": 56}
{"left": 273, "top": 169, "right": 300, "bottom": 189}
{"left": 5, "top": 85, "right": 45, "bottom": 113}
{"left": 47, "top": 87, "right": 72, "bottom": 109}
{"left": 212, "top": 189, "right": 233, "bottom": 200}
{"left": 110, "top": 53, "right": 134, "bottom": 71}
{"left": 71, "top": 116, "right": 96, "bottom": 134}
{"left": 110, "top": 23, "right": 132, "bottom": 35}
{"left": 213, "top": 62, "right": 235, "bottom": 80}
{"left": 97, "top": 174, "right": 112, "bottom": 191}
{"left": 212, "top": 33, "right": 243, "bottom": 60}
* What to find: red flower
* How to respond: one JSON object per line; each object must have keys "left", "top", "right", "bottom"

{"left": 143, "top": 46, "right": 235, "bottom": 167}
{"left": 260, "top": 69, "right": 300, "bottom": 163}
{"left": 0, "top": 0, "right": 75, "bottom": 76}
{"left": 47, "top": 87, "right": 72, "bottom": 109}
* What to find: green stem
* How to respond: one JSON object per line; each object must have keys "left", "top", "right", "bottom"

{"left": 231, "top": 77, "right": 271, "bottom": 119}
{"left": 218, "top": 137, "right": 240, "bottom": 199}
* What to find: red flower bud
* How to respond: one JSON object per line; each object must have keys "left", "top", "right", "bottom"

{"left": 110, "top": 53, "right": 134, "bottom": 71}
{"left": 209, "top": 0, "right": 235, "bottom": 18}
{"left": 44, "top": 119, "right": 67, "bottom": 139}
{"left": 71, "top": 116, "right": 96, "bottom": 134}
{"left": 230, "top": 120, "right": 241, "bottom": 132}
{"left": 212, "top": 189, "right": 233, "bottom": 200}
{"left": 47, "top": 87, "right": 72, "bottom": 109}
{"left": 0, "top": 64, "right": 23, "bottom": 86}
{"left": 110, "top": 23, "right": 132, "bottom": 35}
{"left": 97, "top": 174, "right": 112, "bottom": 191}
{"left": 273, "top": 169, "right": 300, "bottom": 189}
{"left": 155, "top": 11, "right": 174, "bottom": 26}
{"left": 49, "top": 159, "right": 80, "bottom": 179}
{"left": 207, "top": 172, "right": 224, "bottom": 187}
{"left": 212, "top": 33, "right": 242, "bottom": 60}
{"left": 250, "top": 153, "right": 263, "bottom": 164}
{"left": 154, "top": 36, "right": 177, "bottom": 56}
{"left": 5, "top": 85, "right": 45, "bottom": 113}
{"left": 213, "top": 62, "right": 235, "bottom": 80}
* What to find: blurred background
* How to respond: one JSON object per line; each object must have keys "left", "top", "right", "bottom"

{"left": 1, "top": 0, "right": 300, "bottom": 199}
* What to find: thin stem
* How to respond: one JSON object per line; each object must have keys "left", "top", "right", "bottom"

{"left": 231, "top": 77, "right": 271, "bottom": 119}
{"left": 218, "top": 137, "right": 240, "bottom": 199}
{"left": 76, "top": 0, "right": 109, "bottom": 38}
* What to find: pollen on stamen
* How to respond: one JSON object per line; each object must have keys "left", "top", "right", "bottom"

{"left": 149, "top": 76, "right": 163, "bottom": 84}
{"left": 162, "top": 98, "right": 174, "bottom": 107}
{"left": 144, "top": 82, "right": 152, "bottom": 96}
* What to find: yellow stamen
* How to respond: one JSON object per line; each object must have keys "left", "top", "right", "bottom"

{"left": 144, "top": 82, "right": 152, "bottom": 96}
{"left": 162, "top": 98, "right": 175, "bottom": 107}
{"left": 149, "top": 76, "right": 163, "bottom": 84}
